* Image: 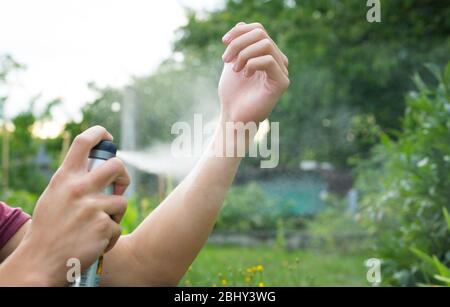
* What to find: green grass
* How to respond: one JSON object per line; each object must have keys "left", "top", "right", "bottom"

{"left": 181, "top": 244, "right": 369, "bottom": 287}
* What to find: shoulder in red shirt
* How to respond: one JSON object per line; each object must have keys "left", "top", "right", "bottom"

{"left": 0, "top": 202, "right": 30, "bottom": 251}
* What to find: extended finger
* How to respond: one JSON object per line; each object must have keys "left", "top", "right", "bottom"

{"left": 87, "top": 158, "right": 130, "bottom": 193}
{"left": 63, "top": 126, "right": 113, "bottom": 171}
{"left": 222, "top": 27, "right": 268, "bottom": 63}
{"left": 222, "top": 22, "right": 265, "bottom": 44}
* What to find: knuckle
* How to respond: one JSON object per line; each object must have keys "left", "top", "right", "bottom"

{"left": 92, "top": 125, "right": 107, "bottom": 133}
{"left": 236, "top": 53, "right": 247, "bottom": 65}
{"left": 79, "top": 199, "right": 97, "bottom": 217}
{"left": 111, "top": 157, "right": 124, "bottom": 167}
{"left": 283, "top": 77, "right": 291, "bottom": 90}
{"left": 49, "top": 168, "right": 65, "bottom": 187}
{"left": 253, "top": 27, "right": 266, "bottom": 38}
{"left": 265, "top": 55, "right": 276, "bottom": 65}
{"left": 118, "top": 197, "right": 128, "bottom": 211}
{"left": 261, "top": 38, "right": 273, "bottom": 50}
{"left": 109, "top": 157, "right": 125, "bottom": 173}
{"left": 247, "top": 57, "right": 257, "bottom": 67}
{"left": 269, "top": 55, "right": 277, "bottom": 64}
{"left": 73, "top": 134, "right": 89, "bottom": 148}
{"left": 229, "top": 41, "right": 239, "bottom": 54}
{"left": 69, "top": 180, "right": 88, "bottom": 198}
{"left": 112, "top": 196, "right": 128, "bottom": 215}
{"left": 254, "top": 22, "right": 265, "bottom": 30}
{"left": 97, "top": 214, "right": 111, "bottom": 233}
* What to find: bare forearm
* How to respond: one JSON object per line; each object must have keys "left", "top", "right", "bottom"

{"left": 123, "top": 120, "right": 242, "bottom": 285}
{"left": 0, "top": 220, "right": 62, "bottom": 286}
{"left": 105, "top": 20, "right": 290, "bottom": 286}
{"left": 0, "top": 235, "right": 58, "bottom": 286}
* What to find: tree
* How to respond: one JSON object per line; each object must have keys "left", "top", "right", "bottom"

{"left": 0, "top": 54, "right": 64, "bottom": 195}
{"left": 74, "top": 0, "right": 450, "bottom": 168}
{"left": 175, "top": 0, "right": 450, "bottom": 166}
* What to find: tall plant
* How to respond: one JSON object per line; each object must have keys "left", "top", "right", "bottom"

{"left": 356, "top": 62, "right": 450, "bottom": 286}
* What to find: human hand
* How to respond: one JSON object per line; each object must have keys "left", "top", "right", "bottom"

{"left": 218, "top": 22, "right": 290, "bottom": 125}
{"left": 23, "top": 126, "right": 130, "bottom": 285}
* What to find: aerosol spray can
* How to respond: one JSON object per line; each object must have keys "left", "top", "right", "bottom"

{"left": 75, "top": 140, "right": 117, "bottom": 287}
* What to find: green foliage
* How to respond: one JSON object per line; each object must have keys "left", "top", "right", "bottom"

{"left": 356, "top": 62, "right": 450, "bottom": 286}
{"left": 6, "top": 113, "right": 48, "bottom": 194}
{"left": 175, "top": 0, "right": 450, "bottom": 166}
{"left": 275, "top": 218, "right": 287, "bottom": 250}
{"left": 1, "top": 189, "right": 38, "bottom": 215}
{"left": 215, "top": 183, "right": 301, "bottom": 232}
{"left": 0, "top": 55, "right": 23, "bottom": 120}
{"left": 305, "top": 195, "right": 369, "bottom": 253}
{"left": 0, "top": 109, "right": 64, "bottom": 195}
{"left": 65, "top": 1, "right": 450, "bottom": 168}
{"left": 411, "top": 208, "right": 450, "bottom": 287}
{"left": 0, "top": 54, "right": 23, "bottom": 82}
{"left": 120, "top": 195, "right": 159, "bottom": 234}
{"left": 70, "top": 84, "right": 124, "bottom": 146}
{"left": 1, "top": 54, "right": 64, "bottom": 196}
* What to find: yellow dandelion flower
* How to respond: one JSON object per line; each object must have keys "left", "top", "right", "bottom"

{"left": 221, "top": 279, "right": 228, "bottom": 286}
{"left": 246, "top": 268, "right": 253, "bottom": 274}
{"left": 256, "top": 265, "right": 264, "bottom": 272}
{"left": 245, "top": 277, "right": 252, "bottom": 283}
{"left": 258, "top": 282, "right": 265, "bottom": 287}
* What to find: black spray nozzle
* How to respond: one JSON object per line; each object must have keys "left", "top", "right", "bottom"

{"left": 89, "top": 141, "right": 117, "bottom": 161}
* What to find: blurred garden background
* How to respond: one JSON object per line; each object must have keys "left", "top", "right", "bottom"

{"left": 1, "top": 0, "right": 449, "bottom": 286}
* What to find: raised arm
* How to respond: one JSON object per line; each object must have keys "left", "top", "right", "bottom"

{"left": 102, "top": 22, "right": 289, "bottom": 286}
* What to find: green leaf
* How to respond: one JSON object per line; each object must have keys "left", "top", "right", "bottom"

{"left": 379, "top": 132, "right": 392, "bottom": 148}
{"left": 434, "top": 275, "right": 450, "bottom": 287}
{"left": 443, "top": 208, "right": 450, "bottom": 231}
{"left": 424, "top": 63, "right": 442, "bottom": 83}
{"left": 433, "top": 256, "right": 450, "bottom": 278}
{"left": 444, "top": 62, "right": 450, "bottom": 91}
{"left": 411, "top": 247, "right": 436, "bottom": 268}
{"left": 412, "top": 72, "right": 429, "bottom": 94}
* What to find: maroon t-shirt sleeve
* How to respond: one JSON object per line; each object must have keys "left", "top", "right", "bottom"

{"left": 0, "top": 202, "right": 31, "bottom": 250}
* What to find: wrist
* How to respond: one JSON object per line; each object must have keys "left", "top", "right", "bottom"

{"left": 0, "top": 235, "right": 62, "bottom": 286}
{"left": 215, "top": 112, "right": 258, "bottom": 158}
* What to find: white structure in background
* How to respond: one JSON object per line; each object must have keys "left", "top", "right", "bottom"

{"left": 299, "top": 160, "right": 334, "bottom": 172}
{"left": 347, "top": 188, "right": 358, "bottom": 213}
{"left": 121, "top": 87, "right": 138, "bottom": 196}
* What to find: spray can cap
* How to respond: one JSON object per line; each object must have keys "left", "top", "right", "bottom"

{"left": 89, "top": 141, "right": 117, "bottom": 161}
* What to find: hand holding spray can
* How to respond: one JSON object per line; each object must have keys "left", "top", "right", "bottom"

{"left": 75, "top": 140, "right": 117, "bottom": 287}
